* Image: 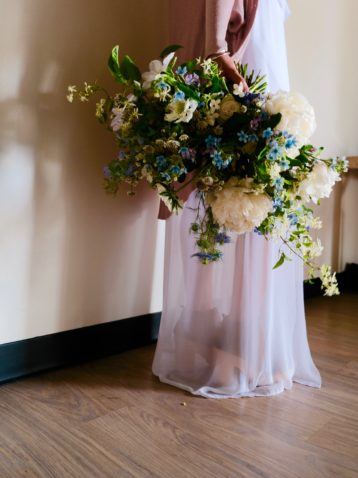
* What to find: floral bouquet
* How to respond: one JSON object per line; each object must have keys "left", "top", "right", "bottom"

{"left": 67, "top": 45, "right": 347, "bottom": 295}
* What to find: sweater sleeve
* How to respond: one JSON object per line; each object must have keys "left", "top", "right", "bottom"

{"left": 204, "top": 0, "right": 236, "bottom": 57}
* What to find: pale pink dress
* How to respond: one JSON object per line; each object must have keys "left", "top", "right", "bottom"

{"left": 152, "top": 0, "right": 321, "bottom": 398}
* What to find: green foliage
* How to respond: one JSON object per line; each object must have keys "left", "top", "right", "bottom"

{"left": 160, "top": 44, "right": 182, "bottom": 59}
{"left": 120, "top": 55, "right": 141, "bottom": 82}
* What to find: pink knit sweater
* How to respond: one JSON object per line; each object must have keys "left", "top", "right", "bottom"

{"left": 158, "top": 0, "right": 259, "bottom": 219}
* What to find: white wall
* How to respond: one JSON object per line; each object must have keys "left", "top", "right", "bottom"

{"left": 1, "top": 0, "right": 356, "bottom": 345}
{"left": 286, "top": 0, "right": 358, "bottom": 271}
{"left": 0, "top": 0, "right": 167, "bottom": 344}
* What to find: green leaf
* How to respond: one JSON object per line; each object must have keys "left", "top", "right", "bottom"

{"left": 120, "top": 55, "right": 141, "bottom": 82}
{"left": 108, "top": 45, "right": 125, "bottom": 83}
{"left": 273, "top": 253, "right": 286, "bottom": 270}
{"left": 160, "top": 44, "right": 182, "bottom": 59}
{"left": 210, "top": 75, "right": 226, "bottom": 93}
{"left": 266, "top": 112, "right": 282, "bottom": 129}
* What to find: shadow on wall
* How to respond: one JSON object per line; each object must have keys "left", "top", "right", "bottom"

{"left": 0, "top": 0, "right": 168, "bottom": 343}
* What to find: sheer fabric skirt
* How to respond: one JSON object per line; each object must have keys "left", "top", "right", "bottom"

{"left": 152, "top": 190, "right": 321, "bottom": 398}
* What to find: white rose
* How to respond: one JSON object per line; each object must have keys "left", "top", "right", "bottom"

{"left": 265, "top": 91, "right": 316, "bottom": 146}
{"left": 208, "top": 177, "right": 273, "bottom": 234}
{"left": 219, "top": 94, "right": 240, "bottom": 120}
{"left": 298, "top": 161, "right": 341, "bottom": 203}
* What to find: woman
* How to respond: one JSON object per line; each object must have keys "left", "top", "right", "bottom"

{"left": 152, "top": 0, "right": 321, "bottom": 398}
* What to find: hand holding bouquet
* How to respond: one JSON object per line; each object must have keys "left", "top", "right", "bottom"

{"left": 67, "top": 45, "right": 347, "bottom": 296}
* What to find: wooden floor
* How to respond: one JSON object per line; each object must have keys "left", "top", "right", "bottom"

{"left": 0, "top": 294, "right": 357, "bottom": 478}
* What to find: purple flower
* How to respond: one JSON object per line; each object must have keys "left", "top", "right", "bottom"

{"left": 118, "top": 149, "right": 126, "bottom": 160}
{"left": 192, "top": 251, "right": 223, "bottom": 262}
{"left": 250, "top": 118, "right": 260, "bottom": 130}
{"left": 184, "top": 73, "right": 200, "bottom": 86}
{"left": 179, "top": 146, "right": 191, "bottom": 159}
{"left": 124, "top": 164, "right": 136, "bottom": 177}
{"left": 103, "top": 166, "right": 111, "bottom": 179}
{"left": 215, "top": 232, "right": 231, "bottom": 244}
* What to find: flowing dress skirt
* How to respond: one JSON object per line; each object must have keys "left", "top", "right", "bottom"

{"left": 152, "top": 0, "right": 321, "bottom": 398}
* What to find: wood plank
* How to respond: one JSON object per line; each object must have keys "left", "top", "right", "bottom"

{"left": 0, "top": 294, "right": 357, "bottom": 477}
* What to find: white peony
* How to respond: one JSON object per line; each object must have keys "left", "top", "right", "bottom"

{"left": 219, "top": 94, "right": 240, "bottom": 120}
{"left": 265, "top": 91, "right": 316, "bottom": 147}
{"left": 208, "top": 178, "right": 273, "bottom": 234}
{"left": 142, "top": 52, "right": 175, "bottom": 89}
{"left": 298, "top": 161, "right": 341, "bottom": 203}
{"left": 165, "top": 98, "right": 198, "bottom": 123}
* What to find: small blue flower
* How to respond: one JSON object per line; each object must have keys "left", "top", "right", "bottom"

{"left": 262, "top": 127, "right": 273, "bottom": 139}
{"left": 176, "top": 66, "right": 187, "bottom": 75}
{"left": 272, "top": 176, "right": 284, "bottom": 190}
{"left": 155, "top": 155, "right": 167, "bottom": 170}
{"left": 253, "top": 227, "right": 263, "bottom": 235}
{"left": 279, "top": 159, "right": 290, "bottom": 171}
{"left": 174, "top": 90, "right": 185, "bottom": 101}
{"left": 248, "top": 134, "right": 258, "bottom": 142}
{"left": 215, "top": 232, "right": 231, "bottom": 244}
{"left": 285, "top": 136, "right": 298, "bottom": 149}
{"left": 192, "top": 251, "right": 223, "bottom": 262}
{"left": 205, "top": 135, "right": 221, "bottom": 148}
{"left": 160, "top": 171, "right": 171, "bottom": 181}
{"left": 237, "top": 130, "right": 249, "bottom": 142}
{"left": 170, "top": 165, "right": 181, "bottom": 175}
{"left": 211, "top": 151, "right": 231, "bottom": 169}
{"left": 268, "top": 141, "right": 283, "bottom": 161}
{"left": 124, "top": 164, "right": 136, "bottom": 177}
{"left": 241, "top": 92, "right": 260, "bottom": 105}
{"left": 272, "top": 197, "right": 283, "bottom": 209}
{"left": 288, "top": 213, "right": 298, "bottom": 225}
{"left": 157, "top": 80, "right": 169, "bottom": 91}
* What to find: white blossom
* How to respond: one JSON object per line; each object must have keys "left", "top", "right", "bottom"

{"left": 219, "top": 94, "right": 240, "bottom": 120}
{"left": 299, "top": 161, "right": 341, "bottom": 203}
{"left": 233, "top": 82, "right": 245, "bottom": 97}
{"left": 165, "top": 98, "right": 198, "bottom": 123}
{"left": 142, "top": 52, "right": 175, "bottom": 89}
{"left": 110, "top": 107, "right": 125, "bottom": 131}
{"left": 265, "top": 91, "right": 316, "bottom": 147}
{"left": 208, "top": 177, "right": 273, "bottom": 234}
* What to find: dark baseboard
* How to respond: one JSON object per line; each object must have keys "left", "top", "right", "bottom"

{"left": 0, "top": 312, "right": 161, "bottom": 385}
{"left": 2, "top": 263, "right": 356, "bottom": 385}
